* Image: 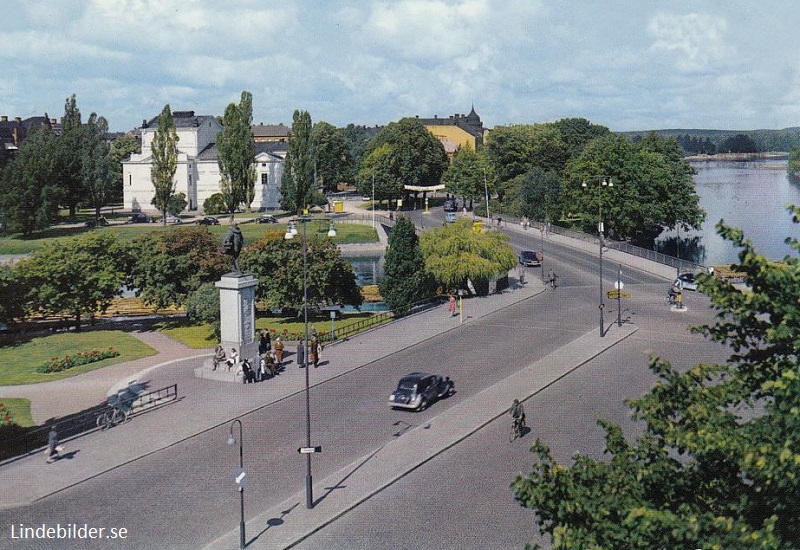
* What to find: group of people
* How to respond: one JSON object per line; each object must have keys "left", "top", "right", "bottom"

{"left": 211, "top": 328, "right": 323, "bottom": 384}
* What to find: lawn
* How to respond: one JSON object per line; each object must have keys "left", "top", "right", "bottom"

{"left": 0, "top": 219, "right": 377, "bottom": 255}
{"left": 0, "top": 398, "right": 35, "bottom": 427}
{"left": 0, "top": 330, "right": 157, "bottom": 386}
{"left": 156, "top": 312, "right": 389, "bottom": 349}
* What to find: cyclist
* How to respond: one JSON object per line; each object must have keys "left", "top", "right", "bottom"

{"left": 511, "top": 399, "right": 526, "bottom": 435}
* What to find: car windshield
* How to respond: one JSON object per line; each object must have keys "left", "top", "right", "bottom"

{"left": 398, "top": 378, "right": 418, "bottom": 391}
{"left": 522, "top": 252, "right": 536, "bottom": 259}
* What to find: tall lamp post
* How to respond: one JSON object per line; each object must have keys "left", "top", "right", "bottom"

{"left": 285, "top": 215, "right": 336, "bottom": 509}
{"left": 581, "top": 177, "right": 613, "bottom": 337}
{"left": 226, "top": 418, "right": 245, "bottom": 549}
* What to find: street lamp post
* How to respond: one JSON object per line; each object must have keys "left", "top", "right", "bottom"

{"left": 483, "top": 167, "right": 490, "bottom": 222}
{"left": 285, "top": 215, "right": 336, "bottom": 509}
{"left": 226, "top": 418, "right": 245, "bottom": 549}
{"left": 582, "top": 177, "right": 613, "bottom": 337}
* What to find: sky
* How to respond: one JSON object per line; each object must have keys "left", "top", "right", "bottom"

{"left": 2, "top": 0, "right": 800, "bottom": 133}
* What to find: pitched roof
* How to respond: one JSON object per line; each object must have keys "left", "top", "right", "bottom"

{"left": 141, "top": 110, "right": 218, "bottom": 129}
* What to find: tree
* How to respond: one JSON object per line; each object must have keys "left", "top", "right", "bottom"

{"left": 340, "top": 124, "right": 375, "bottom": 184}
{"left": 129, "top": 226, "right": 228, "bottom": 310}
{"left": 55, "top": 94, "right": 85, "bottom": 219}
{"left": 562, "top": 134, "right": 704, "bottom": 246}
{"left": 379, "top": 216, "right": 436, "bottom": 315}
{"left": 185, "top": 282, "right": 221, "bottom": 339}
{"left": 551, "top": 117, "right": 611, "bottom": 158}
{"left": 442, "top": 145, "right": 495, "bottom": 210}
{"left": 357, "top": 118, "right": 449, "bottom": 203}
{"left": 81, "top": 113, "right": 116, "bottom": 224}
{"left": 0, "top": 120, "right": 60, "bottom": 235}
{"left": 719, "top": 133, "right": 759, "bottom": 153}
{"left": 788, "top": 147, "right": 800, "bottom": 184}
{"left": 312, "top": 121, "right": 351, "bottom": 193}
{"left": 217, "top": 91, "right": 256, "bottom": 213}
{"left": 485, "top": 123, "right": 569, "bottom": 183}
{"left": 419, "top": 219, "right": 517, "bottom": 294}
{"left": 16, "top": 232, "right": 131, "bottom": 329}
{"left": 240, "top": 228, "right": 363, "bottom": 312}
{"left": 0, "top": 264, "right": 26, "bottom": 325}
{"left": 519, "top": 167, "right": 562, "bottom": 223}
{"left": 150, "top": 104, "right": 180, "bottom": 225}
{"left": 281, "top": 110, "right": 314, "bottom": 214}
{"left": 512, "top": 206, "right": 800, "bottom": 549}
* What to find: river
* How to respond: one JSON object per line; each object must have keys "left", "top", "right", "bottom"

{"left": 657, "top": 159, "right": 800, "bottom": 266}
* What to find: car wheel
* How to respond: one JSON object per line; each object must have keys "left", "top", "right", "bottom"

{"left": 417, "top": 398, "right": 427, "bottom": 411}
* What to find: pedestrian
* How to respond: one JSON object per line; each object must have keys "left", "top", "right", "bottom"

{"left": 310, "top": 336, "right": 320, "bottom": 368}
{"left": 251, "top": 354, "right": 262, "bottom": 382}
{"left": 258, "top": 330, "right": 271, "bottom": 355}
{"left": 273, "top": 337, "right": 284, "bottom": 366}
{"left": 448, "top": 293, "right": 457, "bottom": 317}
{"left": 212, "top": 344, "right": 226, "bottom": 371}
{"left": 296, "top": 340, "right": 306, "bottom": 368}
{"left": 226, "top": 348, "right": 239, "bottom": 371}
{"left": 46, "top": 425, "right": 59, "bottom": 463}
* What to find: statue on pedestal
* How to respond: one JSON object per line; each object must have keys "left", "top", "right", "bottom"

{"left": 222, "top": 222, "right": 244, "bottom": 273}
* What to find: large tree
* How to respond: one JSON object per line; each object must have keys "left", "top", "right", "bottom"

{"left": 217, "top": 91, "right": 256, "bottom": 213}
{"left": 0, "top": 120, "right": 60, "bottom": 235}
{"left": 357, "top": 117, "right": 449, "bottom": 202}
{"left": 512, "top": 206, "right": 800, "bottom": 549}
{"left": 0, "top": 264, "right": 26, "bottom": 325}
{"left": 442, "top": 145, "right": 495, "bottom": 211}
{"left": 562, "top": 133, "right": 704, "bottom": 246}
{"left": 419, "top": 218, "right": 516, "bottom": 294}
{"left": 485, "top": 123, "right": 570, "bottom": 183}
{"left": 281, "top": 109, "right": 315, "bottom": 214}
{"left": 240, "top": 228, "right": 362, "bottom": 312}
{"left": 56, "top": 94, "right": 85, "bottom": 219}
{"left": 16, "top": 232, "right": 131, "bottom": 329}
{"left": 519, "top": 167, "right": 562, "bottom": 223}
{"left": 82, "top": 113, "right": 116, "bottom": 225}
{"left": 150, "top": 104, "right": 180, "bottom": 225}
{"left": 312, "top": 121, "right": 351, "bottom": 193}
{"left": 129, "top": 226, "right": 228, "bottom": 310}
{"left": 379, "top": 216, "right": 436, "bottom": 315}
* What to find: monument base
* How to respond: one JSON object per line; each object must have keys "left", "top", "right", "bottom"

{"left": 194, "top": 357, "right": 245, "bottom": 383}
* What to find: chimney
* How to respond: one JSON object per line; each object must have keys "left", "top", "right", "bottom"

{"left": 15, "top": 117, "right": 21, "bottom": 122}
{"left": 50, "top": 119, "right": 57, "bottom": 124}
{"left": 1, "top": 116, "right": 7, "bottom": 122}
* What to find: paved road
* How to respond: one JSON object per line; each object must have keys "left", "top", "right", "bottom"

{"left": 0, "top": 217, "right": 697, "bottom": 549}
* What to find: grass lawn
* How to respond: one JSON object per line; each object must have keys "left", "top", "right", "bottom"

{"left": 156, "top": 312, "right": 388, "bottom": 349}
{"left": 0, "top": 331, "right": 157, "bottom": 386}
{"left": 0, "top": 220, "right": 377, "bottom": 255}
{"left": 0, "top": 398, "right": 35, "bottom": 427}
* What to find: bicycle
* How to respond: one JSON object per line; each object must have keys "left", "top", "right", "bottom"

{"left": 96, "top": 405, "right": 130, "bottom": 430}
{"left": 509, "top": 416, "right": 526, "bottom": 442}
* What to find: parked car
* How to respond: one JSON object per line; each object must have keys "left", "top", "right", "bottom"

{"left": 127, "top": 213, "right": 154, "bottom": 224}
{"left": 674, "top": 272, "right": 698, "bottom": 291}
{"left": 445, "top": 212, "right": 457, "bottom": 223}
{"left": 518, "top": 250, "right": 542, "bottom": 267}
{"left": 389, "top": 372, "right": 455, "bottom": 411}
{"left": 443, "top": 198, "right": 458, "bottom": 212}
{"left": 164, "top": 214, "right": 182, "bottom": 224}
{"left": 84, "top": 217, "right": 109, "bottom": 228}
{"left": 196, "top": 216, "right": 219, "bottom": 225}
{"left": 256, "top": 214, "right": 278, "bottom": 224}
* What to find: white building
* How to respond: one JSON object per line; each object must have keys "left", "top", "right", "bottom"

{"left": 122, "top": 110, "right": 286, "bottom": 213}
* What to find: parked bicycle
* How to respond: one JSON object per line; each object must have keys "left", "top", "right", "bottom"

{"left": 96, "top": 395, "right": 132, "bottom": 430}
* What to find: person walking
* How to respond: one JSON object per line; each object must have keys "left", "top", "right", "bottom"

{"left": 309, "top": 336, "right": 320, "bottom": 368}
{"left": 273, "top": 337, "right": 284, "bottom": 366}
{"left": 296, "top": 340, "right": 306, "bottom": 368}
{"left": 46, "top": 425, "right": 59, "bottom": 463}
{"left": 448, "top": 293, "right": 457, "bottom": 317}
{"left": 258, "top": 330, "right": 271, "bottom": 355}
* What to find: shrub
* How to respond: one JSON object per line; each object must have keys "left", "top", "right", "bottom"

{"left": 36, "top": 348, "right": 120, "bottom": 373}
{"left": 203, "top": 193, "right": 228, "bottom": 215}
{"left": 0, "top": 402, "right": 13, "bottom": 426}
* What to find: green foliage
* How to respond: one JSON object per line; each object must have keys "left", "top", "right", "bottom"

{"left": 0, "top": 122, "right": 60, "bottom": 235}
{"left": 718, "top": 133, "right": 760, "bottom": 153}
{"left": 519, "top": 167, "right": 561, "bottom": 223}
{"left": 15, "top": 231, "right": 131, "bottom": 328}
{"left": 357, "top": 118, "right": 449, "bottom": 200}
{"left": 203, "top": 192, "right": 228, "bottom": 215}
{"left": 166, "top": 192, "right": 187, "bottom": 216}
{"left": 512, "top": 206, "right": 800, "bottom": 549}
{"left": 36, "top": 348, "right": 120, "bottom": 373}
{"left": 281, "top": 109, "right": 315, "bottom": 214}
{"left": 81, "top": 113, "right": 116, "bottom": 222}
{"left": 379, "top": 216, "right": 436, "bottom": 315}
{"left": 150, "top": 104, "right": 179, "bottom": 223}
{"left": 486, "top": 123, "right": 570, "bottom": 182}
{"left": 217, "top": 91, "right": 257, "bottom": 212}
{"left": 442, "top": 145, "right": 495, "bottom": 207}
{"left": 340, "top": 124, "right": 375, "bottom": 183}
{"left": 56, "top": 94, "right": 85, "bottom": 219}
{"left": 312, "top": 121, "right": 352, "bottom": 193}
{"left": 110, "top": 133, "right": 141, "bottom": 201}
{"left": 129, "top": 226, "right": 228, "bottom": 310}
{"left": 185, "top": 282, "right": 220, "bottom": 338}
{"left": 788, "top": 148, "right": 800, "bottom": 184}
{"left": 0, "top": 263, "right": 26, "bottom": 324}
{"left": 419, "top": 219, "right": 516, "bottom": 292}
{"left": 562, "top": 133, "right": 704, "bottom": 245}
{"left": 240, "top": 228, "right": 363, "bottom": 312}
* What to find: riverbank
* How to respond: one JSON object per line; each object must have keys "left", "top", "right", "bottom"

{"left": 685, "top": 152, "right": 788, "bottom": 162}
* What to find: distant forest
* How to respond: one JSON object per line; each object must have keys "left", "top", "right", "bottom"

{"left": 622, "top": 127, "right": 800, "bottom": 156}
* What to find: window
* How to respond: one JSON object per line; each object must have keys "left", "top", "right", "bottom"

{"left": 261, "top": 173, "right": 269, "bottom": 186}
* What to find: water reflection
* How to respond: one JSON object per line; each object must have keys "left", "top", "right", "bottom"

{"left": 347, "top": 255, "right": 385, "bottom": 286}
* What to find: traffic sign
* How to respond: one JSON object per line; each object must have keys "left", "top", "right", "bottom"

{"left": 614, "top": 280, "right": 624, "bottom": 290}
{"left": 298, "top": 446, "right": 322, "bottom": 454}
{"left": 607, "top": 290, "right": 630, "bottom": 299}
{"left": 233, "top": 468, "right": 247, "bottom": 488}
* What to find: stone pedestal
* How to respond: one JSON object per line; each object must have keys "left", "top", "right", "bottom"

{"left": 194, "top": 272, "right": 259, "bottom": 383}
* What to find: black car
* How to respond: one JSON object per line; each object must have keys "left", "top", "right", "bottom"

{"left": 443, "top": 199, "right": 458, "bottom": 212}
{"left": 389, "top": 372, "right": 455, "bottom": 411}
{"left": 518, "top": 250, "right": 542, "bottom": 267}
{"left": 196, "top": 216, "right": 219, "bottom": 225}
{"left": 128, "top": 213, "right": 154, "bottom": 224}
{"left": 257, "top": 214, "right": 278, "bottom": 224}
{"left": 84, "top": 217, "right": 109, "bottom": 228}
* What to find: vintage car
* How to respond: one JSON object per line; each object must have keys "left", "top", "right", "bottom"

{"left": 675, "top": 272, "right": 698, "bottom": 291}
{"left": 518, "top": 250, "right": 543, "bottom": 267}
{"left": 389, "top": 372, "right": 455, "bottom": 411}
{"left": 195, "top": 216, "right": 219, "bottom": 225}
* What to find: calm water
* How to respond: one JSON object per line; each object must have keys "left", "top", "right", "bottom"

{"left": 658, "top": 160, "right": 800, "bottom": 266}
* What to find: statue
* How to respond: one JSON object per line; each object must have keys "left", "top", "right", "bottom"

{"left": 222, "top": 222, "right": 244, "bottom": 273}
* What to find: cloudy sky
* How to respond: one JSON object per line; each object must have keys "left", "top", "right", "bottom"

{"left": 2, "top": 0, "right": 799, "bottom": 133}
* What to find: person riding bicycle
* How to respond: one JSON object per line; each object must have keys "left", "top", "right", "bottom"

{"left": 511, "top": 399, "right": 526, "bottom": 430}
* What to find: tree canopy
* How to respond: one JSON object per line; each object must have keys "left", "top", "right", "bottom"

{"left": 150, "top": 104, "right": 179, "bottom": 224}
{"left": 512, "top": 205, "right": 800, "bottom": 549}
{"left": 442, "top": 145, "right": 495, "bottom": 209}
{"left": 420, "top": 219, "right": 516, "bottom": 293}
{"left": 281, "top": 109, "right": 315, "bottom": 214}
{"left": 379, "top": 216, "right": 436, "bottom": 315}
{"left": 240, "top": 227, "right": 362, "bottom": 312}
{"left": 217, "top": 91, "right": 256, "bottom": 213}
{"left": 312, "top": 121, "right": 352, "bottom": 193}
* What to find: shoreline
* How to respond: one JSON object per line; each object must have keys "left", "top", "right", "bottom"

{"left": 685, "top": 152, "right": 788, "bottom": 162}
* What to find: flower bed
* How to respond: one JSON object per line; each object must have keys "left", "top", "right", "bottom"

{"left": 36, "top": 348, "right": 120, "bottom": 374}
{"left": 0, "top": 402, "right": 13, "bottom": 426}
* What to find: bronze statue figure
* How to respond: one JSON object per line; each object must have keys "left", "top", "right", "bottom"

{"left": 222, "top": 222, "right": 244, "bottom": 273}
